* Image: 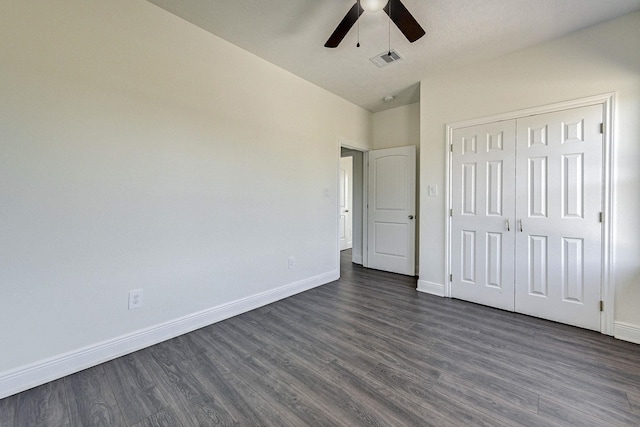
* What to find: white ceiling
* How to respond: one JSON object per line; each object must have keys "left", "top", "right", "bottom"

{"left": 145, "top": 0, "right": 640, "bottom": 112}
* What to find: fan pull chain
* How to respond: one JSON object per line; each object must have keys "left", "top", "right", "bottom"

{"left": 388, "top": 0, "right": 391, "bottom": 55}
{"left": 357, "top": 0, "right": 361, "bottom": 47}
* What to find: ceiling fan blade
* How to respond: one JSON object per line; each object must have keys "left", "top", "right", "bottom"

{"left": 384, "top": 0, "right": 425, "bottom": 43}
{"left": 324, "top": 2, "right": 364, "bottom": 48}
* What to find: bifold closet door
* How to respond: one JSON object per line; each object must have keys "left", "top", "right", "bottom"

{"left": 514, "top": 105, "right": 603, "bottom": 331}
{"left": 450, "top": 121, "right": 516, "bottom": 311}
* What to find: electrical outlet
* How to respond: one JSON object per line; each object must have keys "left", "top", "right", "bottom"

{"left": 288, "top": 256, "right": 295, "bottom": 270}
{"left": 128, "top": 289, "right": 143, "bottom": 309}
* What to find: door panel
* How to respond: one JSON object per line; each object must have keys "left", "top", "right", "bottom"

{"left": 515, "top": 104, "right": 603, "bottom": 331}
{"left": 527, "top": 235, "right": 548, "bottom": 296}
{"left": 462, "top": 163, "right": 476, "bottom": 215}
{"left": 563, "top": 153, "right": 584, "bottom": 218}
{"left": 487, "top": 161, "right": 503, "bottom": 216}
{"left": 528, "top": 156, "right": 548, "bottom": 217}
{"left": 367, "top": 146, "right": 416, "bottom": 276}
{"left": 451, "top": 121, "right": 516, "bottom": 311}
{"left": 486, "top": 232, "right": 503, "bottom": 288}
{"left": 461, "top": 230, "right": 476, "bottom": 282}
{"left": 562, "top": 237, "right": 584, "bottom": 302}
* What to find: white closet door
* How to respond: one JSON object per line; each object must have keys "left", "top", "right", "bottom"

{"left": 514, "top": 105, "right": 603, "bottom": 330}
{"left": 451, "top": 121, "right": 516, "bottom": 311}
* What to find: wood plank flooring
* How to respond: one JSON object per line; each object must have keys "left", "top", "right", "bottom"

{"left": 2, "top": 250, "right": 640, "bottom": 426}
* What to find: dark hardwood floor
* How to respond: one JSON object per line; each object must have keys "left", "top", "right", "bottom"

{"left": 2, "top": 249, "right": 640, "bottom": 426}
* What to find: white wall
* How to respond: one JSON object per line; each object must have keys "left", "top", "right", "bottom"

{"left": 0, "top": 0, "right": 371, "bottom": 397}
{"left": 419, "top": 12, "right": 640, "bottom": 335}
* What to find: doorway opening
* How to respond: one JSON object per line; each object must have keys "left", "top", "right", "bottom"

{"left": 339, "top": 155, "right": 353, "bottom": 252}
{"left": 340, "top": 147, "right": 365, "bottom": 269}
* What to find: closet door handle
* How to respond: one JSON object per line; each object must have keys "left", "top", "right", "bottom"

{"left": 506, "top": 219, "right": 510, "bottom": 231}
{"left": 519, "top": 219, "right": 523, "bottom": 232}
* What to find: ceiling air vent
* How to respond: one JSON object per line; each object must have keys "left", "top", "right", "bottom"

{"left": 370, "top": 49, "right": 404, "bottom": 68}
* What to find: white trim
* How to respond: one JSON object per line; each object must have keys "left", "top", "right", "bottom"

{"left": 444, "top": 125, "right": 453, "bottom": 297}
{"left": 0, "top": 270, "right": 338, "bottom": 400}
{"left": 614, "top": 322, "right": 640, "bottom": 345}
{"left": 338, "top": 137, "right": 369, "bottom": 153}
{"left": 445, "top": 93, "right": 616, "bottom": 130}
{"left": 417, "top": 280, "right": 446, "bottom": 297}
{"left": 600, "top": 95, "right": 615, "bottom": 336}
{"left": 363, "top": 151, "right": 370, "bottom": 268}
{"left": 445, "top": 93, "right": 615, "bottom": 335}
{"left": 337, "top": 140, "right": 343, "bottom": 273}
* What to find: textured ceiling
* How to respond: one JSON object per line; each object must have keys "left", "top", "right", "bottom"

{"left": 145, "top": 0, "right": 640, "bottom": 112}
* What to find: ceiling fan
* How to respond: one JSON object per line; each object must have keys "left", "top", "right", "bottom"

{"left": 325, "top": 0, "right": 425, "bottom": 48}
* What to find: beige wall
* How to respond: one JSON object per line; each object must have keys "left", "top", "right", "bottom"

{"left": 419, "top": 12, "right": 640, "bottom": 334}
{"left": 372, "top": 102, "right": 420, "bottom": 150}
{"left": 0, "top": 0, "right": 371, "bottom": 395}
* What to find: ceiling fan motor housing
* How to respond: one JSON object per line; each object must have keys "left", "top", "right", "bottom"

{"left": 360, "top": 0, "right": 389, "bottom": 13}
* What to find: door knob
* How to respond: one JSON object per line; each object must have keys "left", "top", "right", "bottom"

{"left": 408, "top": 215, "right": 414, "bottom": 220}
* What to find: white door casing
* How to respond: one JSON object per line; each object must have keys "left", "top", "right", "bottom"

{"left": 514, "top": 104, "right": 603, "bottom": 331}
{"left": 367, "top": 146, "right": 416, "bottom": 276}
{"left": 450, "top": 120, "right": 517, "bottom": 311}
{"left": 339, "top": 156, "right": 353, "bottom": 251}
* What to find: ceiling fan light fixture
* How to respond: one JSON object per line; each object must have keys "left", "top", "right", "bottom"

{"left": 360, "top": 0, "right": 389, "bottom": 13}
{"left": 324, "top": 0, "right": 424, "bottom": 48}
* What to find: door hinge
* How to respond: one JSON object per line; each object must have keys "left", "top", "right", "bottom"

{"left": 450, "top": 144, "right": 453, "bottom": 153}
{"left": 600, "top": 300, "right": 604, "bottom": 312}
{"left": 450, "top": 209, "right": 453, "bottom": 217}
{"left": 449, "top": 273, "right": 453, "bottom": 282}
{"left": 599, "top": 212, "right": 603, "bottom": 223}
{"left": 600, "top": 123, "right": 604, "bottom": 134}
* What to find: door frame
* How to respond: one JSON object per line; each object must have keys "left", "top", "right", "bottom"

{"left": 338, "top": 141, "right": 369, "bottom": 271}
{"left": 445, "top": 93, "right": 615, "bottom": 335}
{"left": 339, "top": 156, "right": 354, "bottom": 251}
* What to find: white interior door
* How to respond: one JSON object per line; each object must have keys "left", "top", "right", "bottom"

{"left": 451, "top": 120, "right": 517, "bottom": 311}
{"left": 339, "top": 156, "right": 353, "bottom": 251}
{"left": 367, "top": 146, "right": 416, "bottom": 276}
{"left": 515, "top": 105, "right": 603, "bottom": 330}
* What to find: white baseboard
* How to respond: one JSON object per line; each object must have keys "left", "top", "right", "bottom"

{"left": 352, "top": 254, "right": 363, "bottom": 265}
{"left": 417, "top": 279, "right": 445, "bottom": 297}
{"left": 0, "top": 270, "right": 338, "bottom": 400}
{"left": 614, "top": 321, "right": 640, "bottom": 345}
